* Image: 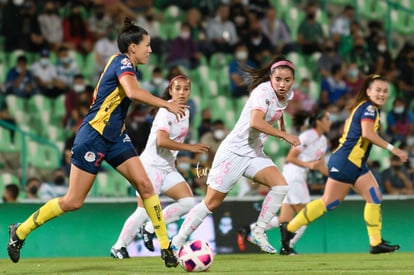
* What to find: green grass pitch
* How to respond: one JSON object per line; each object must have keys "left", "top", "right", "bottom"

{"left": 1, "top": 253, "right": 413, "bottom": 274}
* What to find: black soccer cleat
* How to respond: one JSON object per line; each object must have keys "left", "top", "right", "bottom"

{"left": 280, "top": 222, "right": 296, "bottom": 250}
{"left": 8, "top": 223, "right": 25, "bottom": 263}
{"left": 110, "top": 247, "right": 130, "bottom": 259}
{"left": 280, "top": 246, "right": 298, "bottom": 256}
{"left": 141, "top": 223, "right": 155, "bottom": 252}
{"left": 370, "top": 239, "right": 400, "bottom": 254}
{"left": 161, "top": 242, "right": 179, "bottom": 268}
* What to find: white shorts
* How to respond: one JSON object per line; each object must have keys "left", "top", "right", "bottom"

{"left": 282, "top": 170, "right": 310, "bottom": 204}
{"left": 135, "top": 165, "right": 186, "bottom": 197}
{"left": 207, "top": 148, "right": 276, "bottom": 193}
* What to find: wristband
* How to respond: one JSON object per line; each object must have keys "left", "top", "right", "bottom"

{"left": 386, "top": 143, "right": 394, "bottom": 151}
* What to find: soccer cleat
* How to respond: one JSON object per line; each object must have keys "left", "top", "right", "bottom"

{"left": 370, "top": 239, "right": 400, "bottom": 254}
{"left": 161, "top": 242, "right": 179, "bottom": 268}
{"left": 280, "top": 246, "right": 298, "bottom": 256}
{"left": 280, "top": 222, "right": 296, "bottom": 250}
{"left": 8, "top": 223, "right": 25, "bottom": 263}
{"left": 247, "top": 230, "right": 277, "bottom": 254}
{"left": 110, "top": 247, "right": 130, "bottom": 259}
{"left": 141, "top": 223, "right": 155, "bottom": 252}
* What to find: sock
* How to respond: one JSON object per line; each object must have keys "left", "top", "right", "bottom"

{"left": 173, "top": 200, "right": 211, "bottom": 248}
{"left": 255, "top": 185, "right": 288, "bottom": 231}
{"left": 17, "top": 198, "right": 64, "bottom": 240}
{"left": 364, "top": 203, "right": 382, "bottom": 246}
{"left": 287, "top": 199, "right": 327, "bottom": 233}
{"left": 113, "top": 207, "right": 148, "bottom": 249}
{"left": 143, "top": 194, "right": 169, "bottom": 249}
{"left": 145, "top": 197, "right": 195, "bottom": 234}
{"left": 290, "top": 225, "right": 307, "bottom": 247}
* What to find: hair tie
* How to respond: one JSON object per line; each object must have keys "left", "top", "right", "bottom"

{"left": 270, "top": 60, "right": 295, "bottom": 72}
{"left": 169, "top": 74, "right": 190, "bottom": 87}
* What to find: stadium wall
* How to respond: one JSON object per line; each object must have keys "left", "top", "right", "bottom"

{"left": 0, "top": 196, "right": 413, "bottom": 259}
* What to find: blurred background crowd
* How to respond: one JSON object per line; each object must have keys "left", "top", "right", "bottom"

{"left": 1, "top": 0, "right": 414, "bottom": 202}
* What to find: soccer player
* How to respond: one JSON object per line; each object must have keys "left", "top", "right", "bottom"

{"left": 171, "top": 55, "right": 301, "bottom": 254}
{"left": 110, "top": 74, "right": 209, "bottom": 258}
{"left": 280, "top": 74, "right": 408, "bottom": 254}
{"left": 7, "top": 17, "right": 186, "bottom": 267}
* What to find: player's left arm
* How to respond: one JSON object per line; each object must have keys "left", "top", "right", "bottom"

{"left": 157, "top": 130, "right": 209, "bottom": 153}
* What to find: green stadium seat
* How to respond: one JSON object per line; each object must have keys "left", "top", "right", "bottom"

{"left": 0, "top": 172, "right": 20, "bottom": 198}
{"left": 282, "top": 6, "right": 305, "bottom": 41}
{"left": 356, "top": 0, "right": 387, "bottom": 20}
{"left": 27, "top": 141, "right": 61, "bottom": 171}
{"left": 390, "top": 8, "right": 414, "bottom": 36}
{"left": 0, "top": 127, "right": 21, "bottom": 153}
{"left": 95, "top": 168, "right": 128, "bottom": 197}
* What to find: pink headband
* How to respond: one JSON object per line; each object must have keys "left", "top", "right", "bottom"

{"left": 270, "top": 60, "right": 295, "bottom": 72}
{"left": 169, "top": 74, "right": 190, "bottom": 87}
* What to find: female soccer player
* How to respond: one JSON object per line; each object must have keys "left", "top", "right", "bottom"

{"left": 110, "top": 74, "right": 209, "bottom": 258}
{"left": 281, "top": 74, "right": 408, "bottom": 254}
{"left": 171, "top": 55, "right": 301, "bottom": 254}
{"left": 7, "top": 18, "right": 186, "bottom": 267}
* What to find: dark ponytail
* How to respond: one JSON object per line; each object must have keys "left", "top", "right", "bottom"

{"left": 117, "top": 17, "right": 148, "bottom": 53}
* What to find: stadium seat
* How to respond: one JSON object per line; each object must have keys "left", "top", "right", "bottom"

{"left": 95, "top": 168, "right": 128, "bottom": 197}
{"left": 356, "top": 0, "right": 387, "bottom": 20}
{"left": 27, "top": 141, "right": 61, "bottom": 171}
{"left": 390, "top": 8, "right": 414, "bottom": 36}
{"left": 282, "top": 6, "right": 305, "bottom": 41}
{"left": 0, "top": 172, "right": 20, "bottom": 198}
{"left": 0, "top": 127, "right": 21, "bottom": 153}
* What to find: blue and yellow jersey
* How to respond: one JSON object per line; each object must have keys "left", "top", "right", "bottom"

{"left": 333, "top": 101, "right": 380, "bottom": 168}
{"left": 82, "top": 54, "right": 138, "bottom": 142}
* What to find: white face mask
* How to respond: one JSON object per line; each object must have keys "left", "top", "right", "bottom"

{"left": 40, "top": 58, "right": 49, "bottom": 67}
{"left": 394, "top": 106, "right": 405, "bottom": 114}
{"left": 213, "top": 129, "right": 226, "bottom": 140}
{"left": 199, "top": 153, "right": 209, "bottom": 163}
{"left": 177, "top": 162, "right": 191, "bottom": 171}
{"left": 180, "top": 31, "right": 191, "bottom": 40}
{"left": 152, "top": 77, "right": 163, "bottom": 85}
{"left": 235, "top": 51, "right": 247, "bottom": 61}
{"left": 377, "top": 44, "right": 386, "bottom": 53}
{"left": 73, "top": 84, "right": 85, "bottom": 93}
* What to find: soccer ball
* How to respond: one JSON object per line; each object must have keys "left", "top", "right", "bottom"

{"left": 178, "top": 239, "right": 214, "bottom": 272}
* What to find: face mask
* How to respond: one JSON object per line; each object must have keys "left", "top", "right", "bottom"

{"left": 330, "top": 114, "right": 339, "bottom": 123}
{"left": 13, "top": 0, "right": 24, "bottom": 6}
{"left": 394, "top": 106, "right": 405, "bottom": 114}
{"left": 40, "top": 58, "right": 49, "bottom": 67}
{"left": 377, "top": 44, "right": 386, "bottom": 53}
{"left": 15, "top": 67, "right": 21, "bottom": 74}
{"left": 306, "top": 13, "right": 315, "bottom": 20}
{"left": 177, "top": 162, "right": 191, "bottom": 171}
{"left": 29, "top": 186, "right": 38, "bottom": 194}
{"left": 73, "top": 84, "right": 85, "bottom": 93}
{"left": 61, "top": 57, "right": 72, "bottom": 65}
{"left": 347, "top": 68, "right": 359, "bottom": 78}
{"left": 199, "top": 153, "right": 209, "bottom": 163}
{"left": 152, "top": 77, "right": 163, "bottom": 85}
{"left": 354, "top": 45, "right": 364, "bottom": 51}
{"left": 54, "top": 176, "right": 65, "bottom": 185}
{"left": 301, "top": 87, "right": 309, "bottom": 94}
{"left": 180, "top": 31, "right": 191, "bottom": 40}
{"left": 235, "top": 51, "right": 248, "bottom": 61}
{"left": 213, "top": 129, "right": 226, "bottom": 140}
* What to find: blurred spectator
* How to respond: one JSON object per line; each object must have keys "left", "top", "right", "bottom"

{"left": 344, "top": 62, "right": 364, "bottom": 97}
{"left": 92, "top": 24, "right": 118, "bottom": 82}
{"left": 386, "top": 97, "right": 414, "bottom": 145}
{"left": 248, "top": 0, "right": 271, "bottom": 18}
{"left": 136, "top": 7, "right": 165, "bottom": 58}
{"left": 243, "top": 20, "right": 273, "bottom": 67}
{"left": 368, "top": 160, "right": 383, "bottom": 193}
{"left": 330, "top": 5, "right": 355, "bottom": 47}
{"left": 382, "top": 155, "right": 414, "bottom": 195}
{"left": 200, "top": 119, "right": 228, "bottom": 165}
{"left": 88, "top": 1, "right": 113, "bottom": 41}
{"left": 141, "top": 67, "right": 169, "bottom": 96}
{"left": 365, "top": 20, "right": 385, "bottom": 54}
{"left": 186, "top": 7, "right": 213, "bottom": 60}
{"left": 31, "top": 49, "right": 66, "bottom": 99}
{"left": 344, "top": 35, "right": 374, "bottom": 76}
{"left": 228, "top": 42, "right": 256, "bottom": 98}
{"left": 175, "top": 152, "right": 202, "bottom": 195}
{"left": 372, "top": 36, "right": 396, "bottom": 82}
{"left": 64, "top": 74, "right": 92, "bottom": 129}
{"left": 5, "top": 55, "right": 37, "bottom": 98}
{"left": 165, "top": 22, "right": 201, "bottom": 70}
{"left": 325, "top": 103, "right": 347, "bottom": 149}
{"left": 317, "top": 39, "right": 343, "bottom": 78}
{"left": 397, "top": 47, "right": 414, "bottom": 105}
{"left": 56, "top": 46, "right": 80, "bottom": 89}
{"left": 38, "top": 1, "right": 64, "bottom": 51}
{"left": 3, "top": 183, "right": 19, "bottom": 203}
{"left": 320, "top": 64, "right": 350, "bottom": 109}
{"left": 38, "top": 168, "right": 69, "bottom": 200}
{"left": 229, "top": 2, "right": 250, "bottom": 39}
{"left": 25, "top": 177, "right": 41, "bottom": 199}
{"left": 0, "top": 94, "right": 16, "bottom": 142}
{"left": 206, "top": 3, "right": 238, "bottom": 54}
{"left": 198, "top": 108, "right": 212, "bottom": 140}
{"left": 285, "top": 78, "right": 316, "bottom": 116}
{"left": 297, "top": 2, "right": 325, "bottom": 55}
{"left": 260, "top": 6, "right": 292, "bottom": 55}
{"left": 62, "top": 3, "right": 93, "bottom": 55}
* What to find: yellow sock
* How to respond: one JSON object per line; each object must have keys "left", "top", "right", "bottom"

{"left": 364, "top": 203, "right": 382, "bottom": 246}
{"left": 143, "top": 194, "right": 169, "bottom": 249}
{"left": 16, "top": 198, "right": 64, "bottom": 240}
{"left": 288, "top": 199, "right": 327, "bottom": 232}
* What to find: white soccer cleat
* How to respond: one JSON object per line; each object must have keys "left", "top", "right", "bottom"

{"left": 247, "top": 230, "right": 277, "bottom": 254}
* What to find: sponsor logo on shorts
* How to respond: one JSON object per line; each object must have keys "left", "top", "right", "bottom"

{"left": 84, "top": 151, "right": 96, "bottom": 162}
{"left": 330, "top": 166, "right": 339, "bottom": 172}
{"left": 123, "top": 134, "right": 131, "bottom": 143}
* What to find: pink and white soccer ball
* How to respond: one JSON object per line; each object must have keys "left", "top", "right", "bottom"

{"left": 178, "top": 239, "right": 214, "bottom": 272}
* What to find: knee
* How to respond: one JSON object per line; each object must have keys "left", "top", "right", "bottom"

{"left": 133, "top": 179, "right": 155, "bottom": 198}
{"left": 60, "top": 198, "right": 83, "bottom": 211}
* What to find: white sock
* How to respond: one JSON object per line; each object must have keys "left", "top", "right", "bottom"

{"left": 172, "top": 200, "right": 211, "bottom": 248}
{"left": 290, "top": 225, "right": 307, "bottom": 248}
{"left": 144, "top": 197, "right": 195, "bottom": 233}
{"left": 255, "top": 185, "right": 288, "bottom": 231}
{"left": 113, "top": 207, "right": 148, "bottom": 249}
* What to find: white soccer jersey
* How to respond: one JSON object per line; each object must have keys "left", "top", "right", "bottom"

{"left": 283, "top": 129, "right": 328, "bottom": 183}
{"left": 220, "top": 81, "right": 293, "bottom": 158}
{"left": 140, "top": 106, "right": 190, "bottom": 171}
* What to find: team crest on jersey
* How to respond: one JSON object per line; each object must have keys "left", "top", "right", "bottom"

{"left": 84, "top": 151, "right": 96, "bottom": 162}
{"left": 364, "top": 105, "right": 376, "bottom": 117}
{"left": 265, "top": 99, "right": 270, "bottom": 105}
{"left": 120, "top": 58, "right": 133, "bottom": 70}
{"left": 168, "top": 120, "right": 172, "bottom": 126}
